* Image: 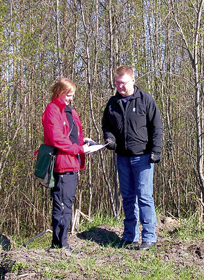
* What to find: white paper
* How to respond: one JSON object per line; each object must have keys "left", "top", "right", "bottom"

{"left": 87, "top": 143, "right": 108, "bottom": 154}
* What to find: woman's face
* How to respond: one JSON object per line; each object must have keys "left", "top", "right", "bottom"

{"left": 59, "top": 91, "right": 75, "bottom": 105}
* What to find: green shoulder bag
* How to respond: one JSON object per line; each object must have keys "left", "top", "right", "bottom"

{"left": 34, "top": 144, "right": 56, "bottom": 188}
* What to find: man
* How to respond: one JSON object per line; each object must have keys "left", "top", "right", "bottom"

{"left": 102, "top": 66, "right": 162, "bottom": 250}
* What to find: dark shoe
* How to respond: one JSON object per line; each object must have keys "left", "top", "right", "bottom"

{"left": 139, "top": 242, "right": 156, "bottom": 251}
{"left": 119, "top": 239, "right": 139, "bottom": 250}
{"left": 63, "top": 246, "right": 73, "bottom": 252}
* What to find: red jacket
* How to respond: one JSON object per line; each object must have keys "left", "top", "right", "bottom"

{"left": 42, "top": 98, "right": 85, "bottom": 173}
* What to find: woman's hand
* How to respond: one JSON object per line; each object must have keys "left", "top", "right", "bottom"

{"left": 83, "top": 137, "right": 94, "bottom": 143}
{"left": 83, "top": 137, "right": 98, "bottom": 146}
{"left": 82, "top": 143, "right": 93, "bottom": 154}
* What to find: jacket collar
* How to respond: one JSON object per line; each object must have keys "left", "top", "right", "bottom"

{"left": 53, "top": 98, "right": 66, "bottom": 112}
{"left": 64, "top": 105, "right": 72, "bottom": 112}
{"left": 115, "top": 86, "right": 140, "bottom": 101}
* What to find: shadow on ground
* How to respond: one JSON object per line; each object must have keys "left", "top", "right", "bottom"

{"left": 77, "top": 226, "right": 121, "bottom": 247}
{"left": 0, "top": 234, "right": 11, "bottom": 252}
{"left": 0, "top": 234, "right": 11, "bottom": 280}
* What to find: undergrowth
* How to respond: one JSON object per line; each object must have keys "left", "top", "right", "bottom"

{"left": 3, "top": 213, "right": 204, "bottom": 280}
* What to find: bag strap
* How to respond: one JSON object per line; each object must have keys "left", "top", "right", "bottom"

{"left": 67, "top": 121, "right": 74, "bottom": 138}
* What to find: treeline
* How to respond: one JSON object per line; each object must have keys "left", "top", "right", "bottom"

{"left": 0, "top": 0, "right": 204, "bottom": 236}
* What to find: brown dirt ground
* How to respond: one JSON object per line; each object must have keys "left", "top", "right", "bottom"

{"left": 1, "top": 215, "right": 204, "bottom": 279}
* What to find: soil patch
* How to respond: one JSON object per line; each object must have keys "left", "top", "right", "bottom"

{"left": 1, "top": 215, "right": 204, "bottom": 279}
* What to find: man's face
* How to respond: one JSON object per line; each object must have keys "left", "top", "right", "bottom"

{"left": 59, "top": 91, "right": 75, "bottom": 105}
{"left": 115, "top": 74, "right": 135, "bottom": 97}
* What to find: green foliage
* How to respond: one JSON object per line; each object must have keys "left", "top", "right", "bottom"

{"left": 11, "top": 262, "right": 26, "bottom": 272}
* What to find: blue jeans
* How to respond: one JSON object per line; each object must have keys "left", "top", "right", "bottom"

{"left": 117, "top": 154, "right": 157, "bottom": 243}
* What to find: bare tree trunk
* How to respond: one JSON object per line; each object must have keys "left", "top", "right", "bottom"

{"left": 56, "top": 0, "right": 62, "bottom": 77}
{"left": 79, "top": 0, "right": 117, "bottom": 217}
{"left": 170, "top": 0, "right": 204, "bottom": 218}
{"left": 194, "top": 1, "right": 204, "bottom": 197}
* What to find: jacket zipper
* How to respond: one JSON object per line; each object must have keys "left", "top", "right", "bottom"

{"left": 119, "top": 100, "right": 129, "bottom": 150}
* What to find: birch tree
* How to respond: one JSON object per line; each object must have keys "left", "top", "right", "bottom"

{"left": 168, "top": 0, "right": 204, "bottom": 220}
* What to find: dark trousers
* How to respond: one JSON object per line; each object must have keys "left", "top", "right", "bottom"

{"left": 51, "top": 172, "right": 77, "bottom": 248}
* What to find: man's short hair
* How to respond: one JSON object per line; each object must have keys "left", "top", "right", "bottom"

{"left": 114, "top": 66, "right": 134, "bottom": 78}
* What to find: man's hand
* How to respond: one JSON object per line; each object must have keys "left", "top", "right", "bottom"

{"left": 105, "top": 138, "right": 117, "bottom": 150}
{"left": 150, "top": 152, "right": 161, "bottom": 163}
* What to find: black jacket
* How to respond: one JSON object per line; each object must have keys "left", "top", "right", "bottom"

{"left": 102, "top": 86, "right": 162, "bottom": 157}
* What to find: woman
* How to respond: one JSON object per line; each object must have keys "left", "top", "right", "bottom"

{"left": 42, "top": 78, "right": 92, "bottom": 251}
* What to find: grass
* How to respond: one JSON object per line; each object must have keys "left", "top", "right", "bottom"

{"left": 11, "top": 261, "right": 26, "bottom": 273}
{"left": 78, "top": 213, "right": 124, "bottom": 230}
{"left": 34, "top": 251, "right": 203, "bottom": 280}
{"left": 22, "top": 230, "right": 52, "bottom": 250}
{"left": 4, "top": 213, "right": 204, "bottom": 280}
{"left": 165, "top": 213, "right": 204, "bottom": 241}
